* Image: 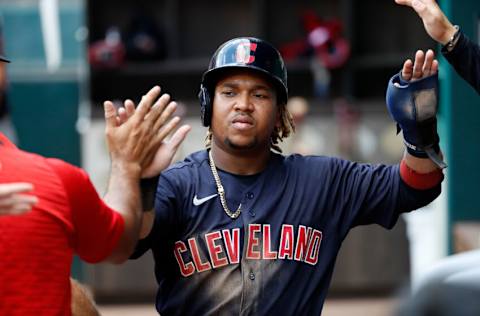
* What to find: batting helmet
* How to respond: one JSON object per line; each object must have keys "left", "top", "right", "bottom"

{"left": 198, "top": 37, "right": 288, "bottom": 126}
{"left": 0, "top": 55, "right": 10, "bottom": 63}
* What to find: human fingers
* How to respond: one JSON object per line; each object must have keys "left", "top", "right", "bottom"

{"left": 116, "top": 100, "right": 136, "bottom": 125}
{"left": 124, "top": 99, "right": 136, "bottom": 117}
{"left": 148, "top": 122, "right": 190, "bottom": 170}
{"left": 166, "top": 125, "right": 191, "bottom": 152}
{"left": 139, "top": 124, "right": 191, "bottom": 178}
{"left": 132, "top": 86, "right": 161, "bottom": 125}
{"left": 422, "top": 49, "right": 435, "bottom": 77}
{"left": 103, "top": 101, "right": 118, "bottom": 129}
{"left": 155, "top": 116, "right": 181, "bottom": 144}
{"left": 0, "top": 183, "right": 34, "bottom": 197}
{"left": 431, "top": 59, "right": 439, "bottom": 74}
{"left": 0, "top": 203, "right": 33, "bottom": 216}
{"left": 151, "top": 101, "right": 178, "bottom": 133}
{"left": 412, "top": 50, "right": 425, "bottom": 80}
{"left": 394, "top": 0, "right": 413, "bottom": 7}
{"left": 117, "top": 107, "right": 128, "bottom": 125}
{"left": 411, "top": 0, "right": 427, "bottom": 15}
{"left": 0, "top": 193, "right": 38, "bottom": 210}
{"left": 145, "top": 93, "right": 171, "bottom": 124}
{"left": 10, "top": 193, "right": 38, "bottom": 206}
{"left": 401, "top": 59, "right": 414, "bottom": 81}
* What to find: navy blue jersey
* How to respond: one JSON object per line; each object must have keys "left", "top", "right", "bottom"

{"left": 132, "top": 150, "right": 440, "bottom": 315}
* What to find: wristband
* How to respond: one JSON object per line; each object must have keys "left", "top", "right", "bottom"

{"left": 140, "top": 176, "right": 159, "bottom": 212}
{"left": 444, "top": 25, "right": 460, "bottom": 52}
{"left": 400, "top": 159, "right": 444, "bottom": 190}
{"left": 405, "top": 142, "right": 440, "bottom": 159}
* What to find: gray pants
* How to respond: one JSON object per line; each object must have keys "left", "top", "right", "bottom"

{"left": 397, "top": 250, "right": 480, "bottom": 316}
{"left": 413, "top": 249, "right": 480, "bottom": 293}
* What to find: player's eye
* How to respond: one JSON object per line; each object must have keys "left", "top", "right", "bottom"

{"left": 253, "top": 91, "right": 270, "bottom": 99}
{"left": 221, "top": 90, "right": 235, "bottom": 97}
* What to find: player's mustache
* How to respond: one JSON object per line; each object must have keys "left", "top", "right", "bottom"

{"left": 230, "top": 112, "right": 254, "bottom": 124}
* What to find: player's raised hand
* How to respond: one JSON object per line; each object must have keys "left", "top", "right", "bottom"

{"left": 387, "top": 49, "right": 446, "bottom": 169}
{"left": 103, "top": 86, "right": 191, "bottom": 178}
{"left": 394, "top": 0, "right": 457, "bottom": 45}
{"left": 401, "top": 49, "right": 438, "bottom": 82}
{"left": 141, "top": 123, "right": 191, "bottom": 178}
{"left": 0, "top": 182, "right": 38, "bottom": 216}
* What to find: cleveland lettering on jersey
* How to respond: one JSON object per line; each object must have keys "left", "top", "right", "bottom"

{"left": 173, "top": 224, "right": 323, "bottom": 277}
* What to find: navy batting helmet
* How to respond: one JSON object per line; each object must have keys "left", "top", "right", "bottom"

{"left": 0, "top": 55, "right": 10, "bottom": 63}
{"left": 198, "top": 37, "right": 288, "bottom": 126}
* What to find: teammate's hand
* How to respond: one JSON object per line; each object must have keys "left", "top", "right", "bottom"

{"left": 0, "top": 182, "right": 38, "bottom": 216}
{"left": 400, "top": 49, "right": 438, "bottom": 82}
{"left": 103, "top": 86, "right": 191, "bottom": 178}
{"left": 394, "top": 0, "right": 457, "bottom": 45}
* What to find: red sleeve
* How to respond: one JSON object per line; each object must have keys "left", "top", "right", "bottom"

{"left": 47, "top": 159, "right": 125, "bottom": 263}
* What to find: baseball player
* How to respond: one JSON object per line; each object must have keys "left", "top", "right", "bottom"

{"left": 0, "top": 51, "right": 190, "bottom": 315}
{"left": 130, "top": 37, "right": 444, "bottom": 315}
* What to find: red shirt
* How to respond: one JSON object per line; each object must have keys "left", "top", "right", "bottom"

{"left": 0, "top": 133, "right": 124, "bottom": 315}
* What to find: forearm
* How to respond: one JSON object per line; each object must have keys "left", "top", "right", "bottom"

{"left": 103, "top": 161, "right": 143, "bottom": 263}
{"left": 71, "top": 278, "right": 100, "bottom": 316}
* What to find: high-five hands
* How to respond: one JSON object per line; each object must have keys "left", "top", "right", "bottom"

{"left": 103, "top": 86, "right": 191, "bottom": 178}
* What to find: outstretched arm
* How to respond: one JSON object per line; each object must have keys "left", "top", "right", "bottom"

{"left": 112, "top": 94, "right": 191, "bottom": 241}
{"left": 102, "top": 86, "right": 190, "bottom": 263}
{"left": 386, "top": 49, "right": 445, "bottom": 176}
{"left": 395, "top": 0, "right": 457, "bottom": 45}
{"left": 395, "top": 0, "right": 480, "bottom": 93}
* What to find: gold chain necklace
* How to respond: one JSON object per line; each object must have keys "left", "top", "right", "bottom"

{"left": 208, "top": 150, "right": 242, "bottom": 219}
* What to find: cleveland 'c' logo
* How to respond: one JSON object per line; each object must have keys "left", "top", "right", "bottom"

{"left": 235, "top": 42, "right": 257, "bottom": 64}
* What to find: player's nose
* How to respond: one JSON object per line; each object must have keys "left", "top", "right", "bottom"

{"left": 233, "top": 92, "right": 253, "bottom": 112}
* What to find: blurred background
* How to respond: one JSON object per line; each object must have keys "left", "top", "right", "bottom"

{"left": 0, "top": 0, "right": 479, "bottom": 315}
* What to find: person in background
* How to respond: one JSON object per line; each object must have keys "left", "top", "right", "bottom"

{"left": 395, "top": 0, "right": 480, "bottom": 93}
{"left": 0, "top": 49, "right": 190, "bottom": 315}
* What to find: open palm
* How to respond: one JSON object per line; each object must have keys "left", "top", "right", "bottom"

{"left": 111, "top": 91, "right": 191, "bottom": 178}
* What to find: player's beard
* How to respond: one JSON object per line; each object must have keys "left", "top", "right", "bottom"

{"left": 224, "top": 136, "right": 258, "bottom": 151}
